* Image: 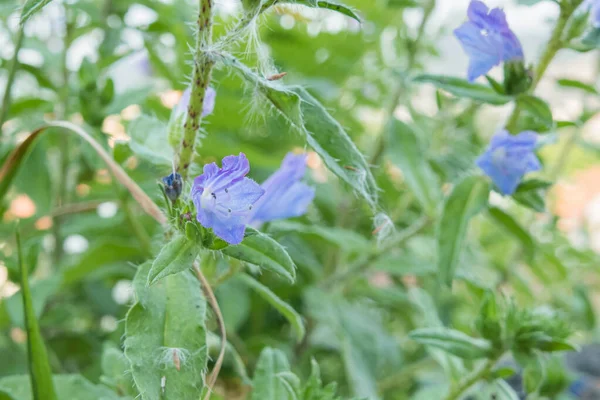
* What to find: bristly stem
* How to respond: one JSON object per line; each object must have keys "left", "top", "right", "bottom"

{"left": 177, "top": 0, "right": 215, "bottom": 181}
{"left": 0, "top": 26, "right": 24, "bottom": 129}
{"left": 505, "top": 1, "right": 581, "bottom": 133}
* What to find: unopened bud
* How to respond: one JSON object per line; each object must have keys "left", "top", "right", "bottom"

{"left": 162, "top": 172, "right": 183, "bottom": 202}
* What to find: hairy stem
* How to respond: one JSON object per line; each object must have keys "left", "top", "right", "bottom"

{"left": 177, "top": 0, "right": 215, "bottom": 181}
{"left": 442, "top": 356, "right": 499, "bottom": 400}
{"left": 0, "top": 26, "right": 24, "bottom": 129}
{"left": 505, "top": 2, "right": 578, "bottom": 132}
{"left": 193, "top": 263, "right": 226, "bottom": 400}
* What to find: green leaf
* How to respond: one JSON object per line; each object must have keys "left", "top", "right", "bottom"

{"left": 99, "top": 343, "right": 137, "bottom": 396}
{"left": 288, "top": 0, "right": 361, "bottom": 21}
{"left": 409, "top": 327, "right": 495, "bottom": 359}
{"left": 386, "top": 119, "right": 441, "bottom": 215}
{"left": 516, "top": 95, "right": 554, "bottom": 130}
{"left": 251, "top": 348, "right": 296, "bottom": 400}
{"left": 124, "top": 262, "right": 207, "bottom": 400}
{"left": 15, "top": 229, "right": 57, "bottom": 400}
{"left": 4, "top": 276, "right": 60, "bottom": 329}
{"left": 127, "top": 115, "right": 173, "bottom": 167}
{"left": 147, "top": 235, "right": 200, "bottom": 285}
{"left": 239, "top": 274, "right": 305, "bottom": 342}
{"left": 512, "top": 178, "right": 552, "bottom": 212}
{"left": 557, "top": 78, "right": 598, "bottom": 94}
{"left": 0, "top": 375, "right": 120, "bottom": 400}
{"left": 21, "top": 0, "right": 54, "bottom": 25}
{"left": 412, "top": 74, "right": 513, "bottom": 105}
{"left": 222, "top": 228, "right": 296, "bottom": 282}
{"left": 437, "top": 176, "right": 490, "bottom": 286}
{"left": 488, "top": 207, "right": 535, "bottom": 262}
{"left": 220, "top": 53, "right": 379, "bottom": 209}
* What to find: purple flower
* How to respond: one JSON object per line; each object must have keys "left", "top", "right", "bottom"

{"left": 454, "top": 1, "right": 524, "bottom": 82}
{"left": 249, "top": 152, "right": 315, "bottom": 226}
{"left": 590, "top": 0, "right": 600, "bottom": 27}
{"left": 476, "top": 130, "right": 541, "bottom": 195}
{"left": 191, "top": 153, "right": 264, "bottom": 244}
{"left": 175, "top": 87, "right": 216, "bottom": 117}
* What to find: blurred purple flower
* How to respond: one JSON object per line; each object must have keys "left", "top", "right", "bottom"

{"left": 175, "top": 87, "right": 216, "bottom": 117}
{"left": 476, "top": 130, "right": 541, "bottom": 195}
{"left": 191, "top": 153, "right": 264, "bottom": 244}
{"left": 454, "top": 1, "right": 524, "bottom": 82}
{"left": 590, "top": 0, "right": 600, "bottom": 27}
{"left": 249, "top": 152, "right": 315, "bottom": 226}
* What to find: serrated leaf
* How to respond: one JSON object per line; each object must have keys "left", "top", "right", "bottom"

{"left": 412, "top": 74, "right": 513, "bottom": 105}
{"left": 127, "top": 115, "right": 173, "bottom": 167}
{"left": 15, "top": 230, "right": 57, "bottom": 400}
{"left": 438, "top": 176, "right": 490, "bottom": 286}
{"left": 147, "top": 235, "right": 200, "bottom": 285}
{"left": 222, "top": 228, "right": 296, "bottom": 282}
{"left": 21, "top": 0, "right": 54, "bottom": 25}
{"left": 251, "top": 347, "right": 294, "bottom": 400}
{"left": 488, "top": 207, "right": 535, "bottom": 262}
{"left": 516, "top": 95, "right": 553, "bottom": 131}
{"left": 0, "top": 375, "right": 120, "bottom": 400}
{"left": 239, "top": 274, "right": 305, "bottom": 342}
{"left": 124, "top": 262, "right": 207, "bottom": 400}
{"left": 409, "top": 327, "right": 495, "bottom": 359}
{"left": 386, "top": 119, "right": 441, "bottom": 215}
{"left": 220, "top": 53, "right": 378, "bottom": 209}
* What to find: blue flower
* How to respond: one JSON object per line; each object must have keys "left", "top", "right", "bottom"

{"left": 191, "top": 153, "right": 264, "bottom": 244}
{"left": 175, "top": 86, "right": 216, "bottom": 117}
{"left": 454, "top": 1, "right": 524, "bottom": 82}
{"left": 476, "top": 130, "right": 541, "bottom": 195}
{"left": 590, "top": 0, "right": 600, "bottom": 27}
{"left": 249, "top": 152, "right": 315, "bottom": 226}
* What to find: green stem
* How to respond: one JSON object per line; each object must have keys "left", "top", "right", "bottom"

{"left": 369, "top": 0, "right": 435, "bottom": 166}
{"left": 0, "top": 26, "right": 25, "bottom": 129}
{"left": 442, "top": 356, "right": 499, "bottom": 400}
{"left": 177, "top": 0, "right": 215, "bottom": 181}
{"left": 505, "top": 2, "right": 578, "bottom": 132}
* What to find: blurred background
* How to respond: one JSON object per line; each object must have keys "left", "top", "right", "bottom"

{"left": 3, "top": 0, "right": 600, "bottom": 399}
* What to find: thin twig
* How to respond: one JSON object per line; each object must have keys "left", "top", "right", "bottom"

{"left": 193, "top": 262, "right": 226, "bottom": 400}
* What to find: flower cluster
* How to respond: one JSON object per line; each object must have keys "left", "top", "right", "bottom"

{"left": 454, "top": 0, "right": 523, "bottom": 82}
{"left": 190, "top": 152, "right": 315, "bottom": 244}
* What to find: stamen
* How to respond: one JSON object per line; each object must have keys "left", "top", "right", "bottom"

{"left": 211, "top": 192, "right": 216, "bottom": 199}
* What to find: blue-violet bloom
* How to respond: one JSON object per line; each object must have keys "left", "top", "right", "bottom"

{"left": 454, "top": 0, "right": 524, "bottom": 82}
{"left": 176, "top": 86, "right": 216, "bottom": 117}
{"left": 476, "top": 130, "right": 541, "bottom": 195}
{"left": 162, "top": 172, "right": 183, "bottom": 202}
{"left": 191, "top": 153, "right": 264, "bottom": 245}
{"left": 249, "top": 152, "right": 315, "bottom": 226}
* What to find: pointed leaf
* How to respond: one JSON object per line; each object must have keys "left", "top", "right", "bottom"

{"left": 516, "top": 95, "right": 553, "bottom": 131}
{"left": 21, "top": 0, "right": 54, "bottom": 25}
{"left": 412, "top": 74, "right": 513, "bottom": 105}
{"left": 16, "top": 229, "right": 57, "bottom": 400}
{"left": 147, "top": 235, "right": 200, "bottom": 285}
{"left": 239, "top": 274, "right": 305, "bottom": 342}
{"left": 222, "top": 228, "right": 296, "bottom": 282}
{"left": 437, "top": 176, "right": 490, "bottom": 286}
{"left": 219, "top": 53, "right": 378, "bottom": 209}
{"left": 286, "top": 0, "right": 360, "bottom": 21}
